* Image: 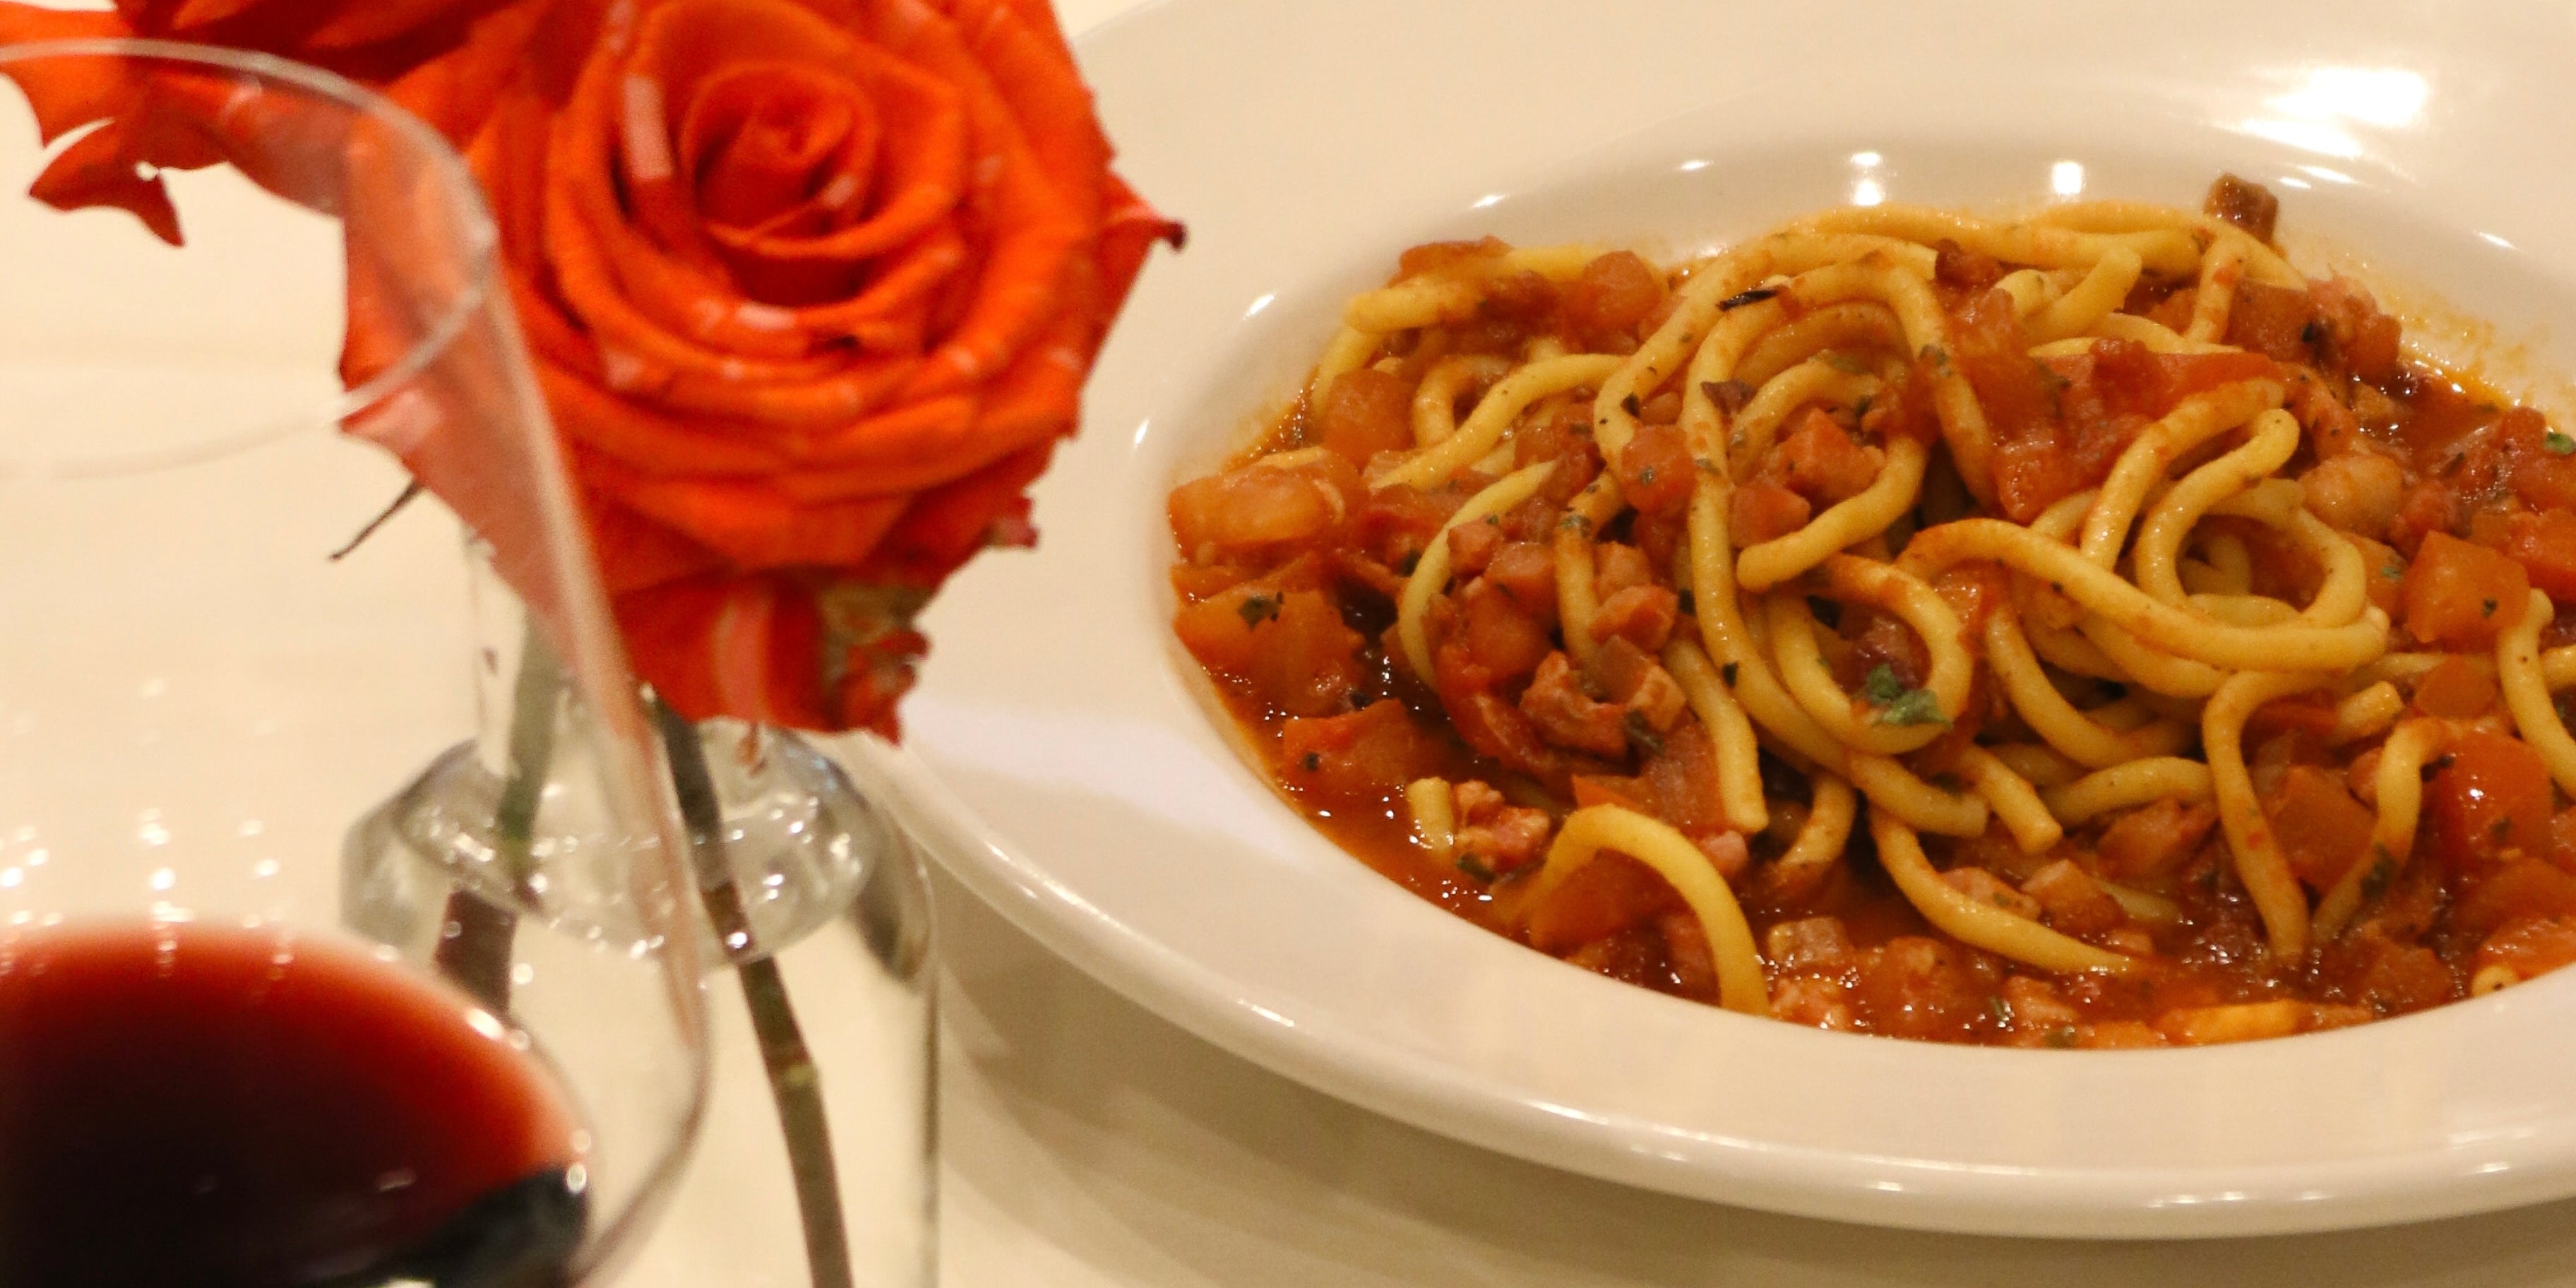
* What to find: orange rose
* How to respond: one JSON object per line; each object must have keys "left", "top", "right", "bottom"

{"left": 0, "top": 0, "right": 549, "bottom": 239}
{"left": 413, "top": 0, "right": 1176, "bottom": 734}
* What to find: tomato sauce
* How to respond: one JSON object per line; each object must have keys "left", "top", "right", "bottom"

{"left": 1167, "top": 203, "right": 2576, "bottom": 1047}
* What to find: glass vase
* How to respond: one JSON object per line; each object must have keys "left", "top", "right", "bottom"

{"left": 350, "top": 541, "right": 936, "bottom": 1288}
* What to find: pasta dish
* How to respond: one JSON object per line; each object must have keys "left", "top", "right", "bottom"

{"left": 1165, "top": 177, "right": 2576, "bottom": 1046}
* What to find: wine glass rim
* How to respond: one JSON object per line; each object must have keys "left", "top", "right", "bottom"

{"left": 0, "top": 37, "right": 501, "bottom": 475}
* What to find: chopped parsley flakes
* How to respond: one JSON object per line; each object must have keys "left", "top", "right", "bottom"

{"left": 1861, "top": 663, "right": 1949, "bottom": 728}
{"left": 1861, "top": 664, "right": 1906, "bottom": 705}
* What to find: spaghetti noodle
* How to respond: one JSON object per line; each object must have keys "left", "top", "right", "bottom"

{"left": 1167, "top": 177, "right": 2576, "bottom": 1046}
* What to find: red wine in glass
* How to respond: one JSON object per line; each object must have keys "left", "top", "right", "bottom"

{"left": 0, "top": 923, "right": 588, "bottom": 1287}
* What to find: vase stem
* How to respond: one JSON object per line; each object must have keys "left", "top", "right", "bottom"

{"left": 432, "top": 619, "right": 561, "bottom": 1010}
{"left": 652, "top": 700, "right": 857, "bottom": 1288}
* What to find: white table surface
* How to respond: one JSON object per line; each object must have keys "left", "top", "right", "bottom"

{"left": 661, "top": 1, "right": 2576, "bottom": 1282}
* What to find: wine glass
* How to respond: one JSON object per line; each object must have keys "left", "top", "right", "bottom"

{"left": 0, "top": 40, "right": 708, "bottom": 1287}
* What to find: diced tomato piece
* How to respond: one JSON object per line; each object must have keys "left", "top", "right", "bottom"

{"left": 2156, "top": 349, "right": 2282, "bottom": 409}
{"left": 2245, "top": 694, "right": 2340, "bottom": 741}
{"left": 1445, "top": 513, "right": 1503, "bottom": 577}
{"left": 2021, "top": 860, "right": 2125, "bottom": 937}
{"left": 1455, "top": 578, "right": 1552, "bottom": 683}
{"left": 2309, "top": 276, "right": 2404, "bottom": 383}
{"left": 2385, "top": 479, "right": 2459, "bottom": 559}
{"left": 1211, "top": 589, "right": 1364, "bottom": 717}
{"left": 1635, "top": 720, "right": 1726, "bottom": 835}
{"left": 1484, "top": 540, "right": 1556, "bottom": 611}
{"left": 1953, "top": 290, "right": 2079, "bottom": 520}
{"left": 1729, "top": 479, "right": 1811, "bottom": 546}
{"left": 1519, "top": 651, "right": 1630, "bottom": 756}
{"left": 2475, "top": 914, "right": 2576, "bottom": 979}
{"left": 1583, "top": 635, "right": 1660, "bottom": 703}
{"left": 1170, "top": 562, "right": 1256, "bottom": 602}
{"left": 1173, "top": 581, "right": 1284, "bottom": 673}
{"left": 2095, "top": 799, "right": 2218, "bottom": 881}
{"left": 2067, "top": 338, "right": 2278, "bottom": 423}
{"left": 2346, "top": 312, "right": 2402, "bottom": 383}
{"left": 1589, "top": 585, "right": 1680, "bottom": 652}
{"left": 1559, "top": 251, "right": 1666, "bottom": 342}
{"left": 2409, "top": 655, "right": 2500, "bottom": 720}
{"left": 1480, "top": 269, "right": 1557, "bottom": 325}
{"left": 1937, "top": 865, "right": 2040, "bottom": 917}
{"left": 2224, "top": 281, "right": 2316, "bottom": 362}
{"left": 1990, "top": 436, "right": 2092, "bottom": 525}
{"left": 2264, "top": 765, "right": 2375, "bottom": 890}
{"left": 1527, "top": 850, "right": 1683, "bottom": 953}
{"left": 2451, "top": 858, "right": 2576, "bottom": 941}
{"left": 1329, "top": 548, "right": 1407, "bottom": 600}
{"left": 2501, "top": 508, "right": 2576, "bottom": 601}
{"left": 1630, "top": 507, "right": 1687, "bottom": 580}
{"left": 1848, "top": 605, "right": 1929, "bottom": 690}
{"left": 1357, "top": 482, "right": 1461, "bottom": 568}
{"left": 1616, "top": 421, "right": 1695, "bottom": 514}
{"left": 1860, "top": 361, "right": 1940, "bottom": 447}
{"left": 1169, "top": 455, "right": 1360, "bottom": 559}
{"left": 2425, "top": 731, "right": 2554, "bottom": 877}
{"left": 1604, "top": 641, "right": 1688, "bottom": 730}
{"left": 1514, "top": 409, "right": 1604, "bottom": 504}
{"left": 2511, "top": 437, "right": 2576, "bottom": 513}
{"left": 1455, "top": 804, "right": 1552, "bottom": 878}
{"left": 1443, "top": 688, "right": 1568, "bottom": 785}
{"left": 1313, "top": 368, "right": 1414, "bottom": 467}
{"left": 1396, "top": 236, "right": 1508, "bottom": 280}
{"left": 2396, "top": 372, "right": 2503, "bottom": 470}
{"left": 2347, "top": 936, "right": 2453, "bottom": 1014}
{"left": 2204, "top": 174, "right": 2279, "bottom": 242}
{"left": 1772, "top": 407, "right": 1883, "bottom": 505}
{"left": 1277, "top": 700, "right": 1445, "bottom": 802}
{"left": 1657, "top": 911, "right": 1719, "bottom": 997}
{"left": 2554, "top": 807, "right": 2576, "bottom": 874}
{"left": 2348, "top": 532, "right": 2407, "bottom": 618}
{"left": 1931, "top": 563, "right": 2009, "bottom": 637}
{"left": 2402, "top": 532, "right": 2532, "bottom": 649}
{"left": 1934, "top": 240, "right": 2004, "bottom": 296}
{"left": 1571, "top": 775, "right": 1652, "bottom": 813}
{"left": 1851, "top": 937, "right": 1983, "bottom": 1042}
{"left": 2146, "top": 286, "right": 2197, "bottom": 334}
{"left": 1594, "top": 542, "right": 1654, "bottom": 598}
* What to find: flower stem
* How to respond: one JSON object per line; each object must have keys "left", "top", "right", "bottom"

{"left": 652, "top": 700, "right": 856, "bottom": 1288}
{"left": 433, "top": 621, "right": 560, "bottom": 1010}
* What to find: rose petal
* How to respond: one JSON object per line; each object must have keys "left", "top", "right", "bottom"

{"left": 941, "top": 0, "right": 1107, "bottom": 226}
{"left": 301, "top": 0, "right": 496, "bottom": 50}
{"left": 616, "top": 573, "right": 837, "bottom": 729}
{"left": 868, "top": 2, "right": 1089, "bottom": 401}
{"left": 682, "top": 62, "right": 875, "bottom": 237}
{"left": 585, "top": 453, "right": 909, "bottom": 571}
{"left": 24, "top": 119, "right": 181, "bottom": 244}
{"left": 377, "top": 0, "right": 554, "bottom": 143}
{"left": 639, "top": 0, "right": 967, "bottom": 263}
{"left": 160, "top": 0, "right": 271, "bottom": 33}
{"left": 583, "top": 489, "right": 729, "bottom": 595}
{"left": 852, "top": 440, "right": 1051, "bottom": 586}
{"left": 0, "top": 6, "right": 141, "bottom": 143}
{"left": 542, "top": 365, "right": 791, "bottom": 475}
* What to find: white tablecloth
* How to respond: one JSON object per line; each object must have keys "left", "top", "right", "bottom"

{"left": 639, "top": 1, "right": 2576, "bottom": 1282}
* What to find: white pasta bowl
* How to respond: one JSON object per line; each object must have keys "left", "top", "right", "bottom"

{"left": 836, "top": 0, "right": 2576, "bottom": 1237}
